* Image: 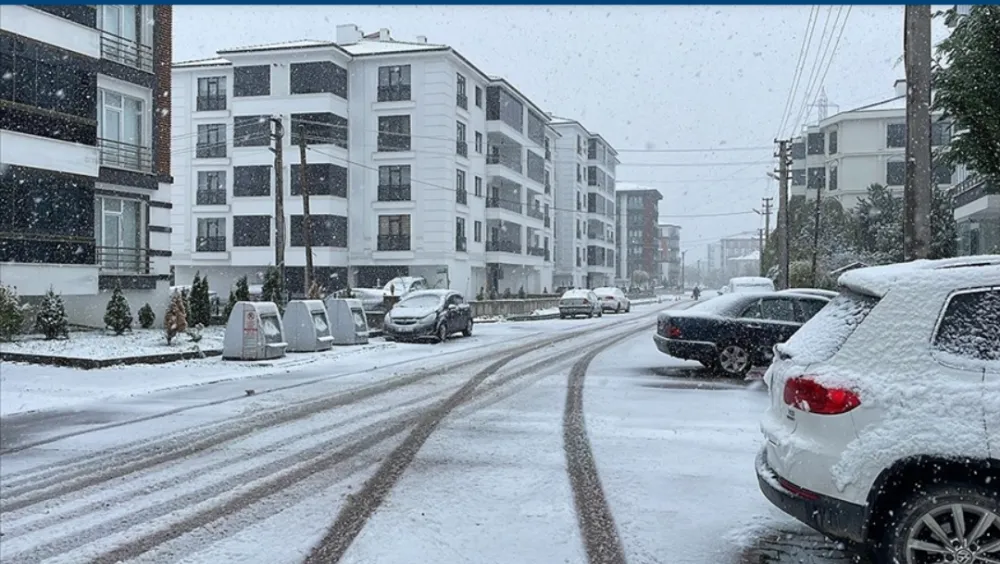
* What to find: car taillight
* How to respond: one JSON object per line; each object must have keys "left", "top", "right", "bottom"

{"left": 783, "top": 376, "right": 860, "bottom": 415}
{"left": 668, "top": 326, "right": 681, "bottom": 338}
{"left": 582, "top": 299, "right": 590, "bottom": 305}
{"left": 604, "top": 296, "right": 614, "bottom": 300}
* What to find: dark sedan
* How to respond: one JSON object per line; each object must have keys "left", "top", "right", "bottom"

{"left": 383, "top": 289, "right": 474, "bottom": 343}
{"left": 653, "top": 291, "right": 830, "bottom": 377}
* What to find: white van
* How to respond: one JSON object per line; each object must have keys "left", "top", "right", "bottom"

{"left": 724, "top": 276, "right": 776, "bottom": 294}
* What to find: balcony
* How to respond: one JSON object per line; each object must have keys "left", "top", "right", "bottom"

{"left": 456, "top": 140, "right": 468, "bottom": 158}
{"left": 486, "top": 240, "right": 521, "bottom": 253}
{"left": 487, "top": 196, "right": 522, "bottom": 214}
{"left": 377, "top": 84, "right": 411, "bottom": 102}
{"left": 196, "top": 189, "right": 226, "bottom": 206}
{"left": 545, "top": 247, "right": 551, "bottom": 262}
{"left": 457, "top": 92, "right": 468, "bottom": 109}
{"left": 378, "top": 184, "right": 411, "bottom": 202}
{"left": 196, "top": 95, "right": 226, "bottom": 112}
{"left": 378, "top": 234, "right": 411, "bottom": 251}
{"left": 526, "top": 206, "right": 544, "bottom": 221}
{"left": 457, "top": 188, "right": 468, "bottom": 206}
{"left": 97, "top": 246, "right": 150, "bottom": 274}
{"left": 99, "top": 139, "right": 152, "bottom": 173}
{"left": 100, "top": 32, "right": 153, "bottom": 73}
{"left": 544, "top": 214, "right": 551, "bottom": 228}
{"left": 196, "top": 236, "right": 227, "bottom": 253}
{"left": 456, "top": 235, "right": 467, "bottom": 252}
{"left": 526, "top": 245, "right": 546, "bottom": 258}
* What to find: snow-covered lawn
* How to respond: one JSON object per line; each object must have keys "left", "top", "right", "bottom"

{"left": 0, "top": 326, "right": 226, "bottom": 360}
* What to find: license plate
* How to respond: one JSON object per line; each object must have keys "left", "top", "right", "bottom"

{"left": 397, "top": 326, "right": 413, "bottom": 333}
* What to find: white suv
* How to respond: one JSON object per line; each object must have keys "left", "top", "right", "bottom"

{"left": 756, "top": 256, "right": 1000, "bottom": 564}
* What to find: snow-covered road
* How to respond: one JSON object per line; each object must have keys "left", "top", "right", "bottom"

{"left": 0, "top": 302, "right": 866, "bottom": 564}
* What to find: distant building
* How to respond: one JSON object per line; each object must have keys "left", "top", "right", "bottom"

{"left": 719, "top": 236, "right": 760, "bottom": 278}
{"left": 657, "top": 224, "right": 681, "bottom": 287}
{"left": 614, "top": 185, "right": 662, "bottom": 283}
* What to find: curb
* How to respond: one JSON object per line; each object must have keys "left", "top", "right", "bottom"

{"left": 0, "top": 349, "right": 224, "bottom": 370}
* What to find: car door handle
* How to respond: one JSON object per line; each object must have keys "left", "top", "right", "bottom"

{"left": 746, "top": 323, "right": 763, "bottom": 329}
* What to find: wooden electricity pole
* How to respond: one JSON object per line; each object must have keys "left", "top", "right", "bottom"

{"left": 269, "top": 116, "right": 286, "bottom": 296}
{"left": 774, "top": 139, "right": 791, "bottom": 289}
{"left": 761, "top": 197, "right": 773, "bottom": 247}
{"left": 298, "top": 124, "right": 314, "bottom": 296}
{"left": 810, "top": 170, "right": 823, "bottom": 286}
{"left": 903, "top": 5, "right": 933, "bottom": 260}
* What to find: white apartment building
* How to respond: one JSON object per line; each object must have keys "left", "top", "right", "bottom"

{"left": 790, "top": 80, "right": 955, "bottom": 210}
{"left": 1, "top": 5, "right": 173, "bottom": 327}
{"left": 170, "top": 25, "right": 556, "bottom": 298}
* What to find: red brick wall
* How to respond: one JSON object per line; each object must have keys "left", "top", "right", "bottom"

{"left": 153, "top": 5, "right": 172, "bottom": 178}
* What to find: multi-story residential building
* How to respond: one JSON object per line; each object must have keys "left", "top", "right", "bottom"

{"left": 1, "top": 5, "right": 174, "bottom": 326}
{"left": 657, "top": 224, "right": 681, "bottom": 287}
{"left": 170, "top": 25, "right": 555, "bottom": 298}
{"left": 549, "top": 118, "right": 618, "bottom": 289}
{"left": 952, "top": 171, "right": 999, "bottom": 255}
{"left": 790, "top": 80, "right": 955, "bottom": 210}
{"left": 719, "top": 236, "right": 760, "bottom": 278}
{"left": 615, "top": 185, "right": 662, "bottom": 283}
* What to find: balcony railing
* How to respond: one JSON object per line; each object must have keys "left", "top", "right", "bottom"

{"left": 100, "top": 32, "right": 153, "bottom": 73}
{"left": 544, "top": 182, "right": 551, "bottom": 195}
{"left": 196, "top": 236, "right": 227, "bottom": 252}
{"left": 486, "top": 197, "right": 522, "bottom": 214}
{"left": 457, "top": 188, "right": 468, "bottom": 205}
{"left": 456, "top": 140, "right": 468, "bottom": 157}
{"left": 99, "top": 139, "right": 152, "bottom": 172}
{"left": 378, "top": 184, "right": 411, "bottom": 201}
{"left": 97, "top": 246, "right": 150, "bottom": 274}
{"left": 953, "top": 176, "right": 997, "bottom": 209}
{"left": 544, "top": 248, "right": 551, "bottom": 262}
{"left": 196, "top": 189, "right": 226, "bottom": 206}
{"left": 378, "top": 234, "right": 411, "bottom": 251}
{"left": 526, "top": 246, "right": 546, "bottom": 257}
{"left": 377, "top": 84, "right": 411, "bottom": 102}
{"left": 196, "top": 95, "right": 227, "bottom": 112}
{"left": 486, "top": 240, "right": 521, "bottom": 253}
{"left": 544, "top": 214, "right": 551, "bottom": 228}
{"left": 526, "top": 207, "right": 544, "bottom": 221}
{"left": 457, "top": 92, "right": 468, "bottom": 109}
{"left": 456, "top": 235, "right": 467, "bottom": 252}
{"left": 545, "top": 148, "right": 551, "bottom": 161}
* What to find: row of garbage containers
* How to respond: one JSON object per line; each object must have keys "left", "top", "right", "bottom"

{"left": 222, "top": 297, "right": 370, "bottom": 361}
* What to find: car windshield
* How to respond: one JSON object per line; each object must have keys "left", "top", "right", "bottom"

{"left": 397, "top": 294, "right": 442, "bottom": 309}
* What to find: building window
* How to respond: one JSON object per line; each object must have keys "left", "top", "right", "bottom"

{"left": 290, "top": 163, "right": 347, "bottom": 197}
{"left": 378, "top": 165, "right": 411, "bottom": 201}
{"left": 456, "top": 217, "right": 467, "bottom": 252}
{"left": 474, "top": 176, "right": 483, "bottom": 197}
{"left": 196, "top": 217, "right": 226, "bottom": 252}
{"left": 95, "top": 195, "right": 143, "bottom": 272}
{"left": 378, "top": 215, "right": 411, "bottom": 251}
{"left": 933, "top": 164, "right": 953, "bottom": 185}
{"left": 807, "top": 132, "right": 825, "bottom": 155}
{"left": 290, "top": 61, "right": 347, "bottom": 98}
{"left": 378, "top": 115, "right": 411, "bottom": 152}
{"left": 886, "top": 161, "right": 906, "bottom": 186}
{"left": 790, "top": 141, "right": 806, "bottom": 160}
{"left": 456, "top": 74, "right": 467, "bottom": 109}
{"left": 486, "top": 86, "right": 523, "bottom": 132}
{"left": 526, "top": 151, "right": 545, "bottom": 184}
{"left": 588, "top": 138, "right": 598, "bottom": 160}
{"left": 588, "top": 166, "right": 598, "bottom": 186}
{"left": 290, "top": 112, "right": 348, "bottom": 149}
{"left": 0, "top": 166, "right": 94, "bottom": 243}
{"left": 456, "top": 121, "right": 468, "bottom": 157}
{"left": 456, "top": 169, "right": 467, "bottom": 205}
{"left": 197, "top": 124, "right": 227, "bottom": 158}
{"left": 475, "top": 86, "right": 483, "bottom": 108}
{"left": 887, "top": 123, "right": 906, "bottom": 148}
{"left": 791, "top": 169, "right": 806, "bottom": 186}
{"left": 233, "top": 65, "right": 270, "bottom": 97}
{"left": 196, "top": 171, "right": 227, "bottom": 205}
{"left": 527, "top": 111, "right": 545, "bottom": 146}
{"left": 828, "top": 166, "right": 838, "bottom": 191}
{"left": 377, "top": 65, "right": 411, "bottom": 101}
{"left": 233, "top": 165, "right": 271, "bottom": 197}
{"left": 0, "top": 37, "right": 95, "bottom": 122}
{"left": 931, "top": 121, "right": 951, "bottom": 147}
{"left": 233, "top": 115, "right": 271, "bottom": 147}
{"left": 807, "top": 167, "right": 825, "bottom": 190}
{"left": 197, "top": 77, "right": 226, "bottom": 111}
{"left": 98, "top": 5, "right": 152, "bottom": 72}
{"left": 544, "top": 138, "right": 551, "bottom": 161}
{"left": 475, "top": 131, "right": 483, "bottom": 154}
{"left": 474, "top": 220, "right": 482, "bottom": 243}
{"left": 828, "top": 131, "right": 838, "bottom": 154}
{"left": 232, "top": 215, "right": 271, "bottom": 247}
{"left": 99, "top": 89, "right": 151, "bottom": 172}
{"left": 290, "top": 214, "right": 347, "bottom": 247}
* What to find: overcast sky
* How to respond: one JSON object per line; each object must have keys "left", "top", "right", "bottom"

{"left": 173, "top": 6, "right": 951, "bottom": 261}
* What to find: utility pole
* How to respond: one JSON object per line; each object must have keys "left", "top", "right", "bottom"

{"left": 774, "top": 139, "right": 791, "bottom": 289}
{"left": 270, "top": 116, "right": 286, "bottom": 297}
{"left": 758, "top": 228, "right": 766, "bottom": 276}
{"left": 761, "top": 197, "right": 773, "bottom": 247}
{"left": 298, "top": 124, "right": 314, "bottom": 296}
{"left": 810, "top": 172, "right": 823, "bottom": 286}
{"left": 903, "top": 5, "right": 933, "bottom": 260}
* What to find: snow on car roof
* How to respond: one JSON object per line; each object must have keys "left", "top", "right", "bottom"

{"left": 838, "top": 255, "right": 1000, "bottom": 297}
{"left": 730, "top": 276, "right": 773, "bottom": 284}
{"left": 593, "top": 287, "right": 620, "bottom": 294}
{"left": 561, "top": 289, "right": 592, "bottom": 297}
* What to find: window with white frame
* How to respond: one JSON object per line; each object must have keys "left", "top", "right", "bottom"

{"left": 95, "top": 195, "right": 144, "bottom": 272}
{"left": 98, "top": 5, "right": 152, "bottom": 72}
{"left": 99, "top": 89, "right": 150, "bottom": 172}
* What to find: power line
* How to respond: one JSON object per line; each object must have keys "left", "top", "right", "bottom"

{"left": 776, "top": 6, "right": 820, "bottom": 138}
{"left": 616, "top": 146, "right": 772, "bottom": 153}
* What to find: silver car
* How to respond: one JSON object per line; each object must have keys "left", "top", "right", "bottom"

{"left": 558, "top": 289, "right": 603, "bottom": 319}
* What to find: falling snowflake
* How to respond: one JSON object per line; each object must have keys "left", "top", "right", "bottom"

{"left": 2, "top": 71, "right": 12, "bottom": 81}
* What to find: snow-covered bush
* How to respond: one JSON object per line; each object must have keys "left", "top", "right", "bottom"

{"left": 0, "top": 285, "right": 26, "bottom": 341}
{"left": 35, "top": 287, "right": 69, "bottom": 340}
{"left": 164, "top": 292, "right": 188, "bottom": 345}
{"left": 187, "top": 322, "right": 204, "bottom": 343}
{"left": 189, "top": 272, "right": 212, "bottom": 327}
{"left": 224, "top": 275, "right": 251, "bottom": 320}
{"left": 138, "top": 303, "right": 156, "bottom": 329}
{"left": 261, "top": 267, "right": 284, "bottom": 313}
{"left": 103, "top": 286, "right": 133, "bottom": 335}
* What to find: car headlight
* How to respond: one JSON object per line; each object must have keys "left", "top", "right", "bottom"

{"left": 421, "top": 312, "right": 437, "bottom": 323}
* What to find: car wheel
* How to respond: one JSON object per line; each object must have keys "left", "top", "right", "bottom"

{"left": 716, "top": 344, "right": 751, "bottom": 377}
{"left": 878, "top": 484, "right": 1000, "bottom": 564}
{"left": 616, "top": 304, "right": 621, "bottom": 313}
{"left": 462, "top": 318, "right": 473, "bottom": 337}
{"left": 436, "top": 323, "right": 448, "bottom": 343}
{"left": 597, "top": 309, "right": 603, "bottom": 317}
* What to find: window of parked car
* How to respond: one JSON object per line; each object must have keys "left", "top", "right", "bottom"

{"left": 796, "top": 298, "right": 828, "bottom": 322}
{"left": 933, "top": 288, "right": 1000, "bottom": 361}
{"left": 739, "top": 297, "right": 796, "bottom": 322}
{"left": 778, "top": 290, "right": 881, "bottom": 364}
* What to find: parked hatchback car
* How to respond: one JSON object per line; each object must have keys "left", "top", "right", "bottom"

{"left": 757, "top": 256, "right": 1000, "bottom": 564}
{"left": 594, "top": 287, "right": 631, "bottom": 313}
{"left": 383, "top": 289, "right": 473, "bottom": 343}
{"left": 559, "top": 289, "right": 603, "bottom": 319}
{"left": 654, "top": 291, "right": 830, "bottom": 377}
